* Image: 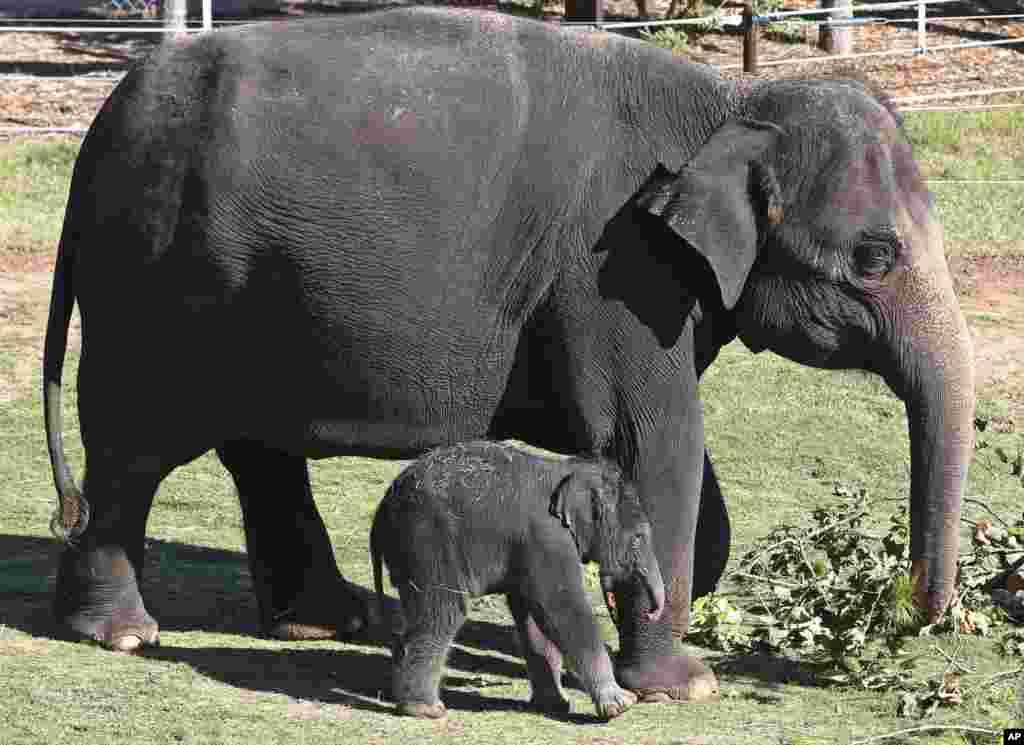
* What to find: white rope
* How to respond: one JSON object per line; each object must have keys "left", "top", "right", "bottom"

{"left": 0, "top": 26, "right": 204, "bottom": 33}
{"left": 926, "top": 180, "right": 1024, "bottom": 184}
{"left": 0, "top": 75, "right": 123, "bottom": 83}
{"left": 568, "top": 0, "right": 962, "bottom": 29}
{"left": 895, "top": 85, "right": 1024, "bottom": 102}
{"left": 720, "top": 35, "right": 1024, "bottom": 69}
{"left": 564, "top": 14, "right": 727, "bottom": 29}
{"left": 0, "top": 127, "right": 89, "bottom": 135}
{"left": 924, "top": 13, "right": 1024, "bottom": 20}
{"left": 903, "top": 103, "right": 1024, "bottom": 111}
{"left": 757, "top": 0, "right": 959, "bottom": 21}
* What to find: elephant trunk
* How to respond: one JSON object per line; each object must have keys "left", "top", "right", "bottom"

{"left": 602, "top": 549, "right": 665, "bottom": 625}
{"left": 891, "top": 249, "right": 976, "bottom": 623}
{"left": 642, "top": 554, "right": 666, "bottom": 623}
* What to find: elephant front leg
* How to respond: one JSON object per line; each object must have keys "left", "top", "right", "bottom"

{"left": 522, "top": 563, "right": 636, "bottom": 720}
{"left": 216, "top": 440, "right": 367, "bottom": 639}
{"left": 613, "top": 417, "right": 720, "bottom": 703}
{"left": 53, "top": 460, "right": 161, "bottom": 652}
{"left": 506, "top": 592, "right": 570, "bottom": 715}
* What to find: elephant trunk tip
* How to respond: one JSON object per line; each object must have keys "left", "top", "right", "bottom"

{"left": 644, "top": 570, "right": 666, "bottom": 624}
{"left": 911, "top": 557, "right": 954, "bottom": 624}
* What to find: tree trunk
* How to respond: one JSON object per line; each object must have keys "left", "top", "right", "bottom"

{"left": 564, "top": 0, "right": 603, "bottom": 23}
{"left": 818, "top": 0, "right": 852, "bottom": 55}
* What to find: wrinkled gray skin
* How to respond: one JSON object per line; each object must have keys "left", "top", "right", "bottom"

{"left": 44, "top": 8, "right": 974, "bottom": 703}
{"left": 370, "top": 441, "right": 665, "bottom": 720}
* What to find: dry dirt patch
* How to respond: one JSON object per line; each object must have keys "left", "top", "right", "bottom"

{"left": 953, "top": 257, "right": 1024, "bottom": 422}
{"left": 0, "top": 266, "right": 78, "bottom": 404}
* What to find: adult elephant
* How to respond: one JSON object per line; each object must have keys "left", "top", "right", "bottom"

{"left": 44, "top": 8, "right": 974, "bottom": 704}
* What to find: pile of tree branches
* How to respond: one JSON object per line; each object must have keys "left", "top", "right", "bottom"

{"left": 688, "top": 474, "right": 1024, "bottom": 719}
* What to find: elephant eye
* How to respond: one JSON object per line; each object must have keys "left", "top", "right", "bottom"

{"left": 853, "top": 233, "right": 896, "bottom": 278}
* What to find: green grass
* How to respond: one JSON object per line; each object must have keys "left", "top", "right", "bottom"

{"left": 2, "top": 113, "right": 1023, "bottom": 744}
{"left": 0, "top": 140, "right": 79, "bottom": 257}
{"left": 904, "top": 111, "right": 1024, "bottom": 254}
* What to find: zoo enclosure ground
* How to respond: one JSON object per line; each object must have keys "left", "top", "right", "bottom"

{"left": 1, "top": 6, "right": 1023, "bottom": 744}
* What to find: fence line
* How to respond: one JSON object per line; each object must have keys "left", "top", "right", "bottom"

{"left": 0, "top": 26, "right": 204, "bottom": 33}
{"left": 1, "top": 75, "right": 123, "bottom": 82}
{"left": 565, "top": 0, "right": 963, "bottom": 29}
{"left": 0, "top": 127, "right": 89, "bottom": 135}
{"left": 895, "top": 86, "right": 1024, "bottom": 103}
{"left": 926, "top": 180, "right": 1024, "bottom": 184}
{"left": 903, "top": 103, "right": 1024, "bottom": 111}
{"left": 719, "top": 35, "right": 1024, "bottom": 69}
{"left": 2, "top": 3, "right": 1022, "bottom": 138}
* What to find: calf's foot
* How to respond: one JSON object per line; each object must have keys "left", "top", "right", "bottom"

{"left": 593, "top": 684, "right": 637, "bottom": 720}
{"left": 396, "top": 701, "right": 447, "bottom": 719}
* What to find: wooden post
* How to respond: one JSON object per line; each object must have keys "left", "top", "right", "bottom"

{"left": 818, "top": 0, "right": 853, "bottom": 56}
{"left": 202, "top": 0, "right": 212, "bottom": 32}
{"left": 916, "top": 0, "right": 927, "bottom": 53}
{"left": 163, "top": 0, "right": 187, "bottom": 35}
{"left": 743, "top": 0, "right": 758, "bottom": 74}
{"left": 564, "top": 0, "right": 604, "bottom": 25}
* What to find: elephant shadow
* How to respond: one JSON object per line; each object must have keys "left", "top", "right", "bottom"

{"left": 0, "top": 533, "right": 596, "bottom": 719}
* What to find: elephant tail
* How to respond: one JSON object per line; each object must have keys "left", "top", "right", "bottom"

{"left": 43, "top": 228, "right": 89, "bottom": 544}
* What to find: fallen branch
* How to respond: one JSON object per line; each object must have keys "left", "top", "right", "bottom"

{"left": 850, "top": 724, "right": 1000, "bottom": 745}
{"left": 932, "top": 642, "right": 975, "bottom": 675}
{"left": 736, "top": 508, "right": 870, "bottom": 573}
{"left": 964, "top": 497, "right": 1012, "bottom": 528}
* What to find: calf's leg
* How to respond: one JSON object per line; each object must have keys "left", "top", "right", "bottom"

{"left": 507, "top": 592, "right": 570, "bottom": 714}
{"left": 391, "top": 584, "right": 468, "bottom": 718}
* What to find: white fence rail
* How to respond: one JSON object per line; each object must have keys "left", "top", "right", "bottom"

{"left": 1, "top": 0, "right": 1023, "bottom": 138}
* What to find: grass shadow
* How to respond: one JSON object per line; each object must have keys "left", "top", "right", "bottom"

{"left": 139, "top": 642, "right": 576, "bottom": 718}
{"left": 0, "top": 533, "right": 590, "bottom": 702}
{"left": 708, "top": 650, "right": 831, "bottom": 691}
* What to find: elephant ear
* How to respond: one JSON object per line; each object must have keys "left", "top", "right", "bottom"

{"left": 550, "top": 473, "right": 584, "bottom": 531}
{"left": 636, "top": 120, "right": 784, "bottom": 310}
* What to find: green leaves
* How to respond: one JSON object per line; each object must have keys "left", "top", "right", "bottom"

{"left": 688, "top": 481, "right": 1024, "bottom": 708}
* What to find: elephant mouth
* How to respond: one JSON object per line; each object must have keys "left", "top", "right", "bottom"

{"left": 600, "top": 574, "right": 664, "bottom": 625}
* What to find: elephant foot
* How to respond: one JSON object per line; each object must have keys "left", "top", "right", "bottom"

{"left": 529, "top": 692, "right": 572, "bottom": 716}
{"left": 396, "top": 701, "right": 447, "bottom": 719}
{"left": 59, "top": 605, "right": 160, "bottom": 653}
{"left": 263, "top": 577, "right": 368, "bottom": 641}
{"left": 593, "top": 684, "right": 637, "bottom": 720}
{"left": 616, "top": 653, "right": 719, "bottom": 703}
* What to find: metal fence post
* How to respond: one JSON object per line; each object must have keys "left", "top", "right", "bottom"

{"left": 819, "top": 0, "right": 853, "bottom": 55}
{"left": 743, "top": 0, "right": 759, "bottom": 74}
{"left": 163, "top": 0, "right": 187, "bottom": 35}
{"left": 203, "top": 0, "right": 213, "bottom": 32}
{"left": 917, "top": 0, "right": 927, "bottom": 53}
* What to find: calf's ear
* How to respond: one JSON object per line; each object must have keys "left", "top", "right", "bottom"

{"left": 550, "top": 474, "right": 581, "bottom": 530}
{"left": 635, "top": 120, "right": 785, "bottom": 310}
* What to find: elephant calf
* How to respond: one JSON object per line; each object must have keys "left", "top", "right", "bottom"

{"left": 370, "top": 441, "right": 666, "bottom": 720}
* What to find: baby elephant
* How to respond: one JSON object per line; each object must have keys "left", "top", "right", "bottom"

{"left": 370, "top": 441, "right": 665, "bottom": 720}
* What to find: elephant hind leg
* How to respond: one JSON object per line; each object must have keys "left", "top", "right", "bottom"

{"left": 54, "top": 460, "right": 163, "bottom": 652}
{"left": 391, "top": 584, "right": 467, "bottom": 718}
{"left": 507, "top": 592, "right": 570, "bottom": 715}
{"left": 216, "top": 440, "right": 367, "bottom": 640}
